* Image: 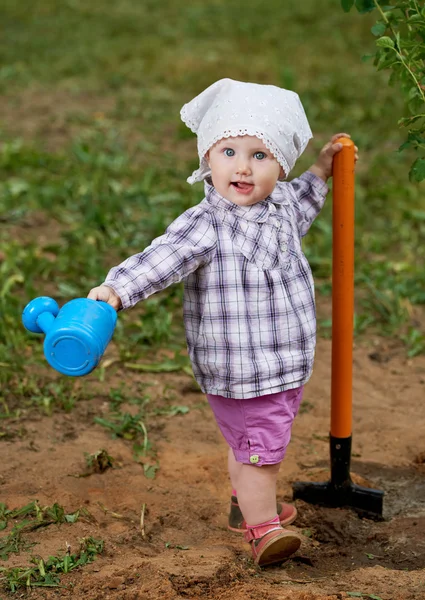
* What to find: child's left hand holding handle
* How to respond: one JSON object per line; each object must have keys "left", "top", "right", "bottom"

{"left": 308, "top": 133, "right": 359, "bottom": 183}
{"left": 87, "top": 285, "right": 122, "bottom": 311}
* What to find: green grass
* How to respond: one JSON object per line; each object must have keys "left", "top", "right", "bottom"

{"left": 0, "top": 0, "right": 424, "bottom": 401}
{"left": 0, "top": 501, "right": 103, "bottom": 592}
{"left": 0, "top": 536, "right": 103, "bottom": 592}
{"left": 92, "top": 383, "right": 190, "bottom": 479}
{"left": 0, "top": 500, "right": 86, "bottom": 560}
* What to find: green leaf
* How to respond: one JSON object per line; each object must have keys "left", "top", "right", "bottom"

{"left": 406, "top": 209, "right": 425, "bottom": 221}
{"left": 355, "top": 0, "right": 375, "bottom": 13}
{"left": 143, "top": 464, "right": 159, "bottom": 479}
{"left": 409, "top": 158, "right": 425, "bottom": 182}
{"left": 168, "top": 405, "right": 189, "bottom": 416}
{"left": 64, "top": 511, "right": 80, "bottom": 524}
{"left": 407, "top": 13, "right": 423, "bottom": 24}
{"left": 124, "top": 360, "right": 184, "bottom": 373}
{"left": 8, "top": 179, "right": 29, "bottom": 197}
{"left": 397, "top": 115, "right": 425, "bottom": 129}
{"left": 408, "top": 86, "right": 420, "bottom": 101}
{"left": 371, "top": 22, "right": 386, "bottom": 37}
{"left": 376, "top": 55, "right": 398, "bottom": 71}
{"left": 408, "top": 96, "right": 424, "bottom": 115}
{"left": 346, "top": 594, "right": 363, "bottom": 598}
{"left": 341, "top": 0, "right": 355, "bottom": 12}
{"left": 376, "top": 36, "right": 395, "bottom": 49}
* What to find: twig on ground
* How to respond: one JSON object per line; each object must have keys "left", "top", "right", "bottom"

{"left": 97, "top": 502, "right": 124, "bottom": 519}
{"left": 140, "top": 503, "right": 146, "bottom": 539}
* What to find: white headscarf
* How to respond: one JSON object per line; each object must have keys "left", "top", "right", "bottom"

{"left": 180, "top": 78, "right": 313, "bottom": 185}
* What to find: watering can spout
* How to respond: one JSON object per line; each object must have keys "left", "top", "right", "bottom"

{"left": 36, "top": 311, "right": 56, "bottom": 334}
{"left": 22, "top": 296, "right": 60, "bottom": 335}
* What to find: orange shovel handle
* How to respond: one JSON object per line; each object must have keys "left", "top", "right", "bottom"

{"left": 331, "top": 137, "right": 355, "bottom": 439}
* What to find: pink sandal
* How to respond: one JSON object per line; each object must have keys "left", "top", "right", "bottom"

{"left": 244, "top": 524, "right": 301, "bottom": 567}
{"left": 228, "top": 495, "right": 297, "bottom": 533}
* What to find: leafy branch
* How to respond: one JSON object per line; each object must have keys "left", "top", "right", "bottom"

{"left": 342, "top": 0, "right": 425, "bottom": 181}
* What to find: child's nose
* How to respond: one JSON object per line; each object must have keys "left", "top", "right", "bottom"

{"left": 236, "top": 159, "right": 251, "bottom": 175}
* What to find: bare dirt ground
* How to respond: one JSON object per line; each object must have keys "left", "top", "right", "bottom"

{"left": 2, "top": 332, "right": 425, "bottom": 600}
{"left": 0, "top": 89, "right": 117, "bottom": 151}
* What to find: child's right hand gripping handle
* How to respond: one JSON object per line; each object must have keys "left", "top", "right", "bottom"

{"left": 87, "top": 285, "right": 122, "bottom": 311}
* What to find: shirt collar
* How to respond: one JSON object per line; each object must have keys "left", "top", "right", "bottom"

{"left": 204, "top": 180, "right": 275, "bottom": 223}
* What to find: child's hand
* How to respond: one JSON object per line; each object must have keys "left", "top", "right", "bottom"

{"left": 308, "top": 133, "right": 359, "bottom": 182}
{"left": 87, "top": 285, "right": 122, "bottom": 311}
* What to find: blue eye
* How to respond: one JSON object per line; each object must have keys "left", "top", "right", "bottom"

{"left": 254, "top": 152, "right": 266, "bottom": 160}
{"left": 224, "top": 148, "right": 235, "bottom": 157}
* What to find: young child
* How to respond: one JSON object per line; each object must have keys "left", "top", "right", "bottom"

{"left": 88, "top": 78, "right": 357, "bottom": 567}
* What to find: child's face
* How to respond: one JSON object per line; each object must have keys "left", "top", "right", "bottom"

{"left": 206, "top": 136, "right": 284, "bottom": 206}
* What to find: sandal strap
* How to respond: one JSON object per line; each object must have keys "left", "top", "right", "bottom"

{"left": 244, "top": 524, "right": 282, "bottom": 543}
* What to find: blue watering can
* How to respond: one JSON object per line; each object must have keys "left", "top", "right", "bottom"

{"left": 22, "top": 296, "right": 117, "bottom": 376}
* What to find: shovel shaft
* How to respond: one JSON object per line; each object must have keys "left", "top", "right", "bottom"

{"left": 331, "top": 138, "right": 355, "bottom": 438}
{"left": 292, "top": 138, "right": 384, "bottom": 518}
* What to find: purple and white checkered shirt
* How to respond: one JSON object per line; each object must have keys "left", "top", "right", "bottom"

{"left": 104, "top": 171, "right": 328, "bottom": 399}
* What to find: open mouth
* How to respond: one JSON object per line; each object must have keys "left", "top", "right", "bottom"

{"left": 231, "top": 182, "right": 254, "bottom": 194}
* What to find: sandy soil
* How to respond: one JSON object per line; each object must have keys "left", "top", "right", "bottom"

{"left": 1, "top": 331, "right": 425, "bottom": 600}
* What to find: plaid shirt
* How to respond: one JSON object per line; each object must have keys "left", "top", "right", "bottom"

{"left": 104, "top": 171, "right": 328, "bottom": 399}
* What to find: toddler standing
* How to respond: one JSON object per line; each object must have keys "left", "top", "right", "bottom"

{"left": 88, "top": 78, "right": 357, "bottom": 567}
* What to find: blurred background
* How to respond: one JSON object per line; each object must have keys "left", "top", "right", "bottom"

{"left": 1, "top": 0, "right": 424, "bottom": 400}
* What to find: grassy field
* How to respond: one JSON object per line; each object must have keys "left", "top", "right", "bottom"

{"left": 1, "top": 0, "right": 424, "bottom": 385}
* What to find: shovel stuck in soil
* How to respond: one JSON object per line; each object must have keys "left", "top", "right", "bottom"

{"left": 292, "top": 138, "right": 384, "bottom": 519}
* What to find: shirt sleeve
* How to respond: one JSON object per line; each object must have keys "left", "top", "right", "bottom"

{"left": 288, "top": 171, "right": 329, "bottom": 237}
{"left": 103, "top": 205, "right": 216, "bottom": 309}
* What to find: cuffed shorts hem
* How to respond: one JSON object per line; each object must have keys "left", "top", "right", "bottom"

{"left": 231, "top": 447, "right": 287, "bottom": 467}
{"left": 207, "top": 386, "right": 304, "bottom": 467}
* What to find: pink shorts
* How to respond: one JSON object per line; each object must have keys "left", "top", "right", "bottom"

{"left": 206, "top": 386, "right": 304, "bottom": 467}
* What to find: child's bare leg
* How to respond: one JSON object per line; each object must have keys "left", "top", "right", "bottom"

{"left": 228, "top": 447, "right": 242, "bottom": 492}
{"left": 231, "top": 455, "right": 281, "bottom": 525}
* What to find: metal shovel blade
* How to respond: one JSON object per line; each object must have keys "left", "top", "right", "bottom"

{"left": 292, "top": 479, "right": 384, "bottom": 519}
